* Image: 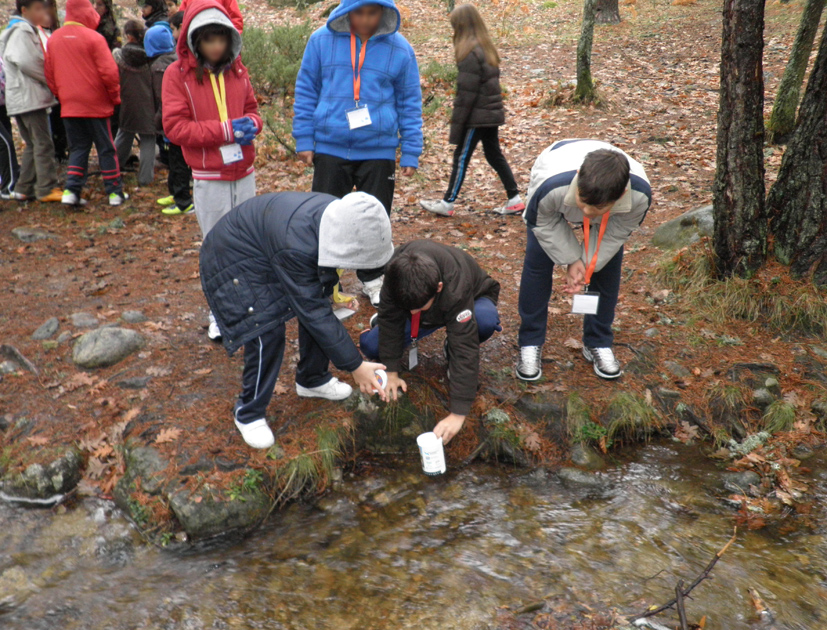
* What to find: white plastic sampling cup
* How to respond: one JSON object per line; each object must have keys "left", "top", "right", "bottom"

{"left": 416, "top": 432, "right": 446, "bottom": 476}
{"left": 373, "top": 369, "right": 387, "bottom": 394}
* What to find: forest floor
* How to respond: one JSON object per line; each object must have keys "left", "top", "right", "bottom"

{"left": 1, "top": 0, "right": 826, "bottom": 541}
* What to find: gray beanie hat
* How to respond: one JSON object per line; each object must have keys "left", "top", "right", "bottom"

{"left": 318, "top": 192, "right": 394, "bottom": 269}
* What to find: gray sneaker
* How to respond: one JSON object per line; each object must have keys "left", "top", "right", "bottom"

{"left": 583, "top": 347, "right": 622, "bottom": 379}
{"left": 516, "top": 345, "right": 542, "bottom": 381}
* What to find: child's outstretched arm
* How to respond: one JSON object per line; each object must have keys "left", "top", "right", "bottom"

{"left": 393, "top": 47, "right": 423, "bottom": 170}
{"left": 292, "top": 34, "right": 322, "bottom": 160}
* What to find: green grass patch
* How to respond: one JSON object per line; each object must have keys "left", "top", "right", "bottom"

{"left": 606, "top": 392, "right": 662, "bottom": 442}
{"left": 243, "top": 23, "right": 314, "bottom": 96}
{"left": 762, "top": 401, "right": 797, "bottom": 434}
{"left": 421, "top": 59, "right": 458, "bottom": 86}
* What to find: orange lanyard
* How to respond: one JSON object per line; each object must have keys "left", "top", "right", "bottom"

{"left": 582, "top": 213, "right": 611, "bottom": 286}
{"left": 350, "top": 31, "right": 367, "bottom": 104}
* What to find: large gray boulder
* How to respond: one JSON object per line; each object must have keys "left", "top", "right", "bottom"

{"left": 652, "top": 205, "right": 713, "bottom": 250}
{"left": 169, "top": 487, "right": 270, "bottom": 539}
{"left": 0, "top": 450, "right": 82, "bottom": 500}
{"left": 72, "top": 327, "right": 145, "bottom": 368}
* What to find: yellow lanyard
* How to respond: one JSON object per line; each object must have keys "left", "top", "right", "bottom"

{"left": 208, "top": 72, "right": 228, "bottom": 123}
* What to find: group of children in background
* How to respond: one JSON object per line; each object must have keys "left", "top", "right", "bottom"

{"left": 1, "top": 0, "right": 653, "bottom": 450}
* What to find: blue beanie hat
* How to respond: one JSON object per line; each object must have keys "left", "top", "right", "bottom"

{"left": 144, "top": 24, "right": 176, "bottom": 57}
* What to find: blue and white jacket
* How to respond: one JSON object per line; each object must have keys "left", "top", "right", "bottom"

{"left": 292, "top": 0, "right": 423, "bottom": 168}
{"left": 524, "top": 139, "right": 652, "bottom": 272}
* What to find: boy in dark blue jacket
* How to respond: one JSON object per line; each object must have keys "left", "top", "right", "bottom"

{"left": 200, "top": 191, "right": 393, "bottom": 449}
{"left": 292, "top": 0, "right": 423, "bottom": 307}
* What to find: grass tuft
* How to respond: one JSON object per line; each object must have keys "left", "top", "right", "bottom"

{"left": 566, "top": 392, "right": 593, "bottom": 443}
{"left": 762, "top": 401, "right": 797, "bottom": 434}
{"left": 606, "top": 392, "right": 662, "bottom": 442}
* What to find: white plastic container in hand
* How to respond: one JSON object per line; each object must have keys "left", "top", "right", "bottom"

{"left": 416, "top": 432, "right": 446, "bottom": 476}
{"left": 373, "top": 369, "right": 387, "bottom": 394}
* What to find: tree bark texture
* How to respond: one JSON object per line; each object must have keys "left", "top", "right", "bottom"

{"left": 575, "top": 0, "right": 598, "bottom": 102}
{"left": 595, "top": 0, "right": 621, "bottom": 24}
{"left": 766, "top": 0, "right": 825, "bottom": 144}
{"left": 766, "top": 26, "right": 827, "bottom": 286}
{"left": 712, "top": 0, "right": 767, "bottom": 277}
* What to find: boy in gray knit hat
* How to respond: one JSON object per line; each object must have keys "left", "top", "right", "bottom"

{"left": 200, "top": 191, "right": 393, "bottom": 449}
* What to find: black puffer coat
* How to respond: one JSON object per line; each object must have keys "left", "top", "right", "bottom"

{"left": 449, "top": 45, "right": 505, "bottom": 145}
{"left": 116, "top": 43, "right": 155, "bottom": 135}
{"left": 199, "top": 192, "right": 363, "bottom": 372}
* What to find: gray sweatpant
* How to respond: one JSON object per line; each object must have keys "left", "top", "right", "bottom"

{"left": 193, "top": 172, "right": 256, "bottom": 236}
{"left": 15, "top": 108, "right": 58, "bottom": 198}
{"left": 114, "top": 130, "right": 155, "bottom": 187}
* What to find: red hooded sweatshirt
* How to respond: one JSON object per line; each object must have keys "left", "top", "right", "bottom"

{"left": 162, "top": 0, "right": 260, "bottom": 181}
{"left": 180, "top": 0, "right": 244, "bottom": 32}
{"left": 44, "top": 0, "right": 120, "bottom": 118}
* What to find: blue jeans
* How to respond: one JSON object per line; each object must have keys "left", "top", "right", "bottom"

{"left": 518, "top": 228, "right": 623, "bottom": 348}
{"left": 359, "top": 297, "right": 501, "bottom": 360}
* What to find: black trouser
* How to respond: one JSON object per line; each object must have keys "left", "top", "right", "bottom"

{"left": 518, "top": 228, "right": 624, "bottom": 349}
{"left": 49, "top": 102, "right": 68, "bottom": 162}
{"left": 311, "top": 152, "right": 395, "bottom": 283}
{"left": 167, "top": 142, "right": 192, "bottom": 208}
{"left": 63, "top": 117, "right": 123, "bottom": 196}
{"left": 444, "top": 126, "right": 519, "bottom": 203}
{"left": 234, "top": 322, "right": 334, "bottom": 424}
{"left": 0, "top": 105, "right": 19, "bottom": 194}
{"left": 156, "top": 134, "right": 169, "bottom": 167}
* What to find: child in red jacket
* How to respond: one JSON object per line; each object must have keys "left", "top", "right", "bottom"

{"left": 44, "top": 0, "right": 125, "bottom": 206}
{"left": 162, "top": 0, "right": 260, "bottom": 340}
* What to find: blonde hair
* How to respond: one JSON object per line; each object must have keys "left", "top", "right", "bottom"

{"left": 450, "top": 4, "right": 499, "bottom": 68}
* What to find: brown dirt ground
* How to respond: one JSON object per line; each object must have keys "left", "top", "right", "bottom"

{"left": 1, "top": 0, "right": 825, "bottom": 527}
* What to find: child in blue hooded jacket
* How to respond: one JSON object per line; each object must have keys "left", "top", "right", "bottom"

{"left": 292, "top": 0, "right": 423, "bottom": 307}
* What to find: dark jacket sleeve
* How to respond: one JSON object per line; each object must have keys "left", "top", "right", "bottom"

{"left": 152, "top": 66, "right": 164, "bottom": 134}
{"left": 376, "top": 285, "right": 409, "bottom": 374}
{"left": 273, "top": 249, "right": 363, "bottom": 372}
{"left": 449, "top": 50, "right": 482, "bottom": 145}
{"left": 444, "top": 296, "right": 481, "bottom": 416}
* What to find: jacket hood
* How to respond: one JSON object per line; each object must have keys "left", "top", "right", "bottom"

{"left": 318, "top": 192, "right": 394, "bottom": 269}
{"left": 144, "top": 23, "right": 175, "bottom": 57}
{"left": 327, "top": 0, "right": 400, "bottom": 37}
{"left": 179, "top": 0, "right": 241, "bottom": 67}
{"left": 120, "top": 42, "right": 149, "bottom": 67}
{"left": 65, "top": 0, "right": 101, "bottom": 29}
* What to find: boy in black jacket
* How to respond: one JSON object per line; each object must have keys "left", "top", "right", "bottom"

{"left": 200, "top": 191, "right": 392, "bottom": 449}
{"left": 360, "top": 241, "right": 501, "bottom": 444}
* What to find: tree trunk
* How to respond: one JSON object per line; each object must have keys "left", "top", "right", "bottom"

{"left": 575, "top": 0, "right": 598, "bottom": 102}
{"left": 712, "top": 0, "right": 767, "bottom": 278}
{"left": 447, "top": 0, "right": 455, "bottom": 13}
{"left": 766, "top": 26, "right": 827, "bottom": 286}
{"left": 595, "top": 0, "right": 621, "bottom": 24}
{"left": 766, "top": 0, "right": 825, "bottom": 144}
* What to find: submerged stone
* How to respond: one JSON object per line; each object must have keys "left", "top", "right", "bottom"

{"left": 169, "top": 488, "right": 269, "bottom": 539}
{"left": 570, "top": 443, "right": 606, "bottom": 470}
{"left": 557, "top": 467, "right": 610, "bottom": 489}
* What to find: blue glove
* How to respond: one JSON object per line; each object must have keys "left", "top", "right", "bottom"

{"left": 231, "top": 117, "right": 257, "bottom": 145}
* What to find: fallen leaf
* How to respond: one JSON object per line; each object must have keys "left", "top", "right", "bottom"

{"left": 155, "top": 427, "right": 182, "bottom": 444}
{"left": 27, "top": 436, "right": 49, "bottom": 446}
{"left": 193, "top": 368, "right": 213, "bottom": 376}
{"left": 563, "top": 337, "right": 583, "bottom": 350}
{"left": 86, "top": 457, "right": 108, "bottom": 479}
{"left": 273, "top": 383, "right": 289, "bottom": 396}
{"left": 146, "top": 366, "right": 172, "bottom": 377}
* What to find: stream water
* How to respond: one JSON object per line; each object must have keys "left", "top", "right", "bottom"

{"left": 1, "top": 442, "right": 826, "bottom": 630}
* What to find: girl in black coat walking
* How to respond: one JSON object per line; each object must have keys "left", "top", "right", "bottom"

{"left": 420, "top": 4, "right": 523, "bottom": 218}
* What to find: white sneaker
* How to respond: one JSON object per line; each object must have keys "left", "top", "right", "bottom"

{"left": 296, "top": 377, "right": 353, "bottom": 401}
{"left": 583, "top": 347, "right": 622, "bottom": 379}
{"left": 420, "top": 199, "right": 455, "bottom": 216}
{"left": 109, "top": 192, "right": 129, "bottom": 206}
{"left": 362, "top": 276, "right": 383, "bottom": 307}
{"left": 234, "top": 418, "right": 275, "bottom": 449}
{"left": 207, "top": 311, "right": 222, "bottom": 342}
{"left": 61, "top": 189, "right": 87, "bottom": 206}
{"left": 516, "top": 345, "right": 543, "bottom": 381}
{"left": 494, "top": 194, "right": 526, "bottom": 215}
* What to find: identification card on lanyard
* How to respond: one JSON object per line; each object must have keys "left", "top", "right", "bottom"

{"left": 347, "top": 32, "right": 372, "bottom": 130}
{"left": 409, "top": 312, "right": 420, "bottom": 369}
{"left": 210, "top": 72, "right": 243, "bottom": 164}
{"left": 571, "top": 212, "right": 611, "bottom": 315}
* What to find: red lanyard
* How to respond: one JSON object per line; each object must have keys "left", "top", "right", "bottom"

{"left": 583, "top": 213, "right": 611, "bottom": 286}
{"left": 410, "top": 312, "right": 421, "bottom": 340}
{"left": 350, "top": 32, "right": 367, "bottom": 104}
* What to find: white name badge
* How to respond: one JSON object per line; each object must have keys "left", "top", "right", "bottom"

{"left": 572, "top": 292, "right": 600, "bottom": 315}
{"left": 220, "top": 143, "right": 244, "bottom": 164}
{"left": 346, "top": 104, "right": 372, "bottom": 130}
{"left": 409, "top": 340, "right": 419, "bottom": 369}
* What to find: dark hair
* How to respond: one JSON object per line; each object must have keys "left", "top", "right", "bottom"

{"left": 170, "top": 10, "right": 184, "bottom": 28}
{"left": 16, "top": 0, "right": 44, "bottom": 15}
{"left": 385, "top": 251, "right": 441, "bottom": 311}
{"left": 124, "top": 19, "right": 146, "bottom": 44}
{"left": 577, "top": 149, "right": 630, "bottom": 207}
{"left": 191, "top": 22, "right": 234, "bottom": 82}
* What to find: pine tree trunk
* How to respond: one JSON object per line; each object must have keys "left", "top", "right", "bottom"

{"left": 766, "top": 26, "right": 827, "bottom": 286}
{"left": 712, "top": 0, "right": 767, "bottom": 278}
{"left": 447, "top": 0, "right": 455, "bottom": 13}
{"left": 595, "top": 0, "right": 621, "bottom": 24}
{"left": 575, "top": 0, "right": 598, "bottom": 102}
{"left": 766, "top": 0, "right": 825, "bottom": 144}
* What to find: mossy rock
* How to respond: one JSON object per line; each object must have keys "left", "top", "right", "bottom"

{"left": 113, "top": 446, "right": 170, "bottom": 514}
{"left": 169, "top": 487, "right": 270, "bottom": 539}
{"left": 1, "top": 449, "right": 82, "bottom": 500}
